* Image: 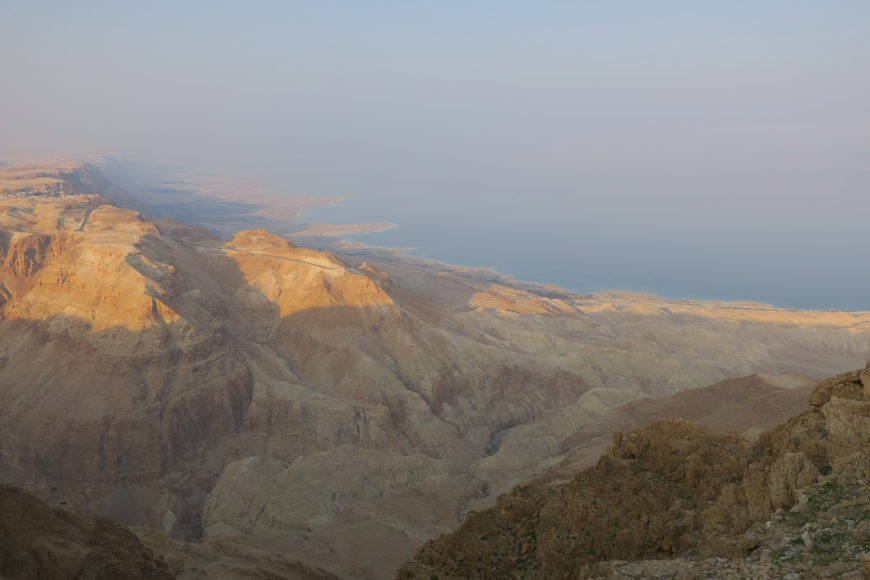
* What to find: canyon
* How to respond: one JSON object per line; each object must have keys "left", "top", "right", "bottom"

{"left": 1, "top": 162, "right": 870, "bottom": 578}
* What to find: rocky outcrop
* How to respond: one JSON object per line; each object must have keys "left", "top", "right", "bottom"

{"left": 0, "top": 483, "right": 174, "bottom": 580}
{"left": 397, "top": 366, "right": 870, "bottom": 579}
{"left": 0, "top": 482, "right": 338, "bottom": 580}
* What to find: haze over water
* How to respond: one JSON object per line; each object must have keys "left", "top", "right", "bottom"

{"left": 2, "top": 2, "right": 868, "bottom": 310}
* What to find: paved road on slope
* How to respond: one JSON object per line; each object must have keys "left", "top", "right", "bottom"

{"left": 75, "top": 207, "right": 96, "bottom": 231}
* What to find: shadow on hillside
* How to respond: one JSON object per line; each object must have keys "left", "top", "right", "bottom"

{"left": 0, "top": 233, "right": 596, "bottom": 545}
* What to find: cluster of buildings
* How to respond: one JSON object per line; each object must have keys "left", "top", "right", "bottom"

{"left": 2, "top": 189, "right": 81, "bottom": 198}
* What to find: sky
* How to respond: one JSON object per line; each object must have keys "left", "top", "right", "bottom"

{"left": 1, "top": 1, "right": 869, "bottom": 309}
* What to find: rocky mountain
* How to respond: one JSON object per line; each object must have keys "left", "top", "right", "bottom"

{"left": 0, "top": 483, "right": 174, "bottom": 579}
{"left": 397, "top": 366, "right": 870, "bottom": 579}
{"left": 1, "top": 162, "right": 870, "bottom": 577}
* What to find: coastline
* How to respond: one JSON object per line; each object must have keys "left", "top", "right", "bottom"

{"left": 94, "top": 160, "right": 869, "bottom": 312}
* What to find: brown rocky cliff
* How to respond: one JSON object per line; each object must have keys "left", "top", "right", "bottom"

{"left": 0, "top": 483, "right": 174, "bottom": 579}
{"left": 396, "top": 366, "right": 870, "bottom": 579}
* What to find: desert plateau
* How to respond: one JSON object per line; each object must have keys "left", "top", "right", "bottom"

{"left": 0, "top": 162, "right": 869, "bottom": 578}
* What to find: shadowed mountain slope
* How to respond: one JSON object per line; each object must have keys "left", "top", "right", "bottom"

{"left": 0, "top": 483, "right": 174, "bottom": 580}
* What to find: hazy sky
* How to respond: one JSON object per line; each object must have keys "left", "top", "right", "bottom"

{"left": 2, "top": 2, "right": 868, "bottom": 309}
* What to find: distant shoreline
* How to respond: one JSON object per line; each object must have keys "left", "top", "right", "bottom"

{"left": 93, "top": 160, "right": 870, "bottom": 313}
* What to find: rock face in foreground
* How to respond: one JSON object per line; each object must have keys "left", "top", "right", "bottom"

{"left": 0, "top": 483, "right": 174, "bottom": 580}
{"left": 397, "top": 366, "right": 870, "bottom": 579}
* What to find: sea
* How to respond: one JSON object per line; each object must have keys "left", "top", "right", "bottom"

{"left": 298, "top": 194, "right": 867, "bottom": 312}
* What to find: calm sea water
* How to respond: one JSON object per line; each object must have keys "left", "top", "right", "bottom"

{"left": 299, "top": 196, "right": 868, "bottom": 312}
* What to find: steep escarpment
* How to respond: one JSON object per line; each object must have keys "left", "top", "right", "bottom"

{"left": 397, "top": 367, "right": 870, "bottom": 578}
{"left": 3, "top": 164, "right": 870, "bottom": 578}
{"left": 0, "top": 203, "right": 251, "bottom": 540}
{"left": 0, "top": 191, "right": 405, "bottom": 544}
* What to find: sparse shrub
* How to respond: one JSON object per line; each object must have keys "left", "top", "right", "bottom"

{"left": 807, "top": 481, "right": 851, "bottom": 511}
